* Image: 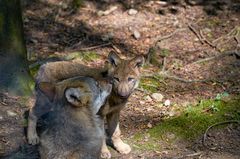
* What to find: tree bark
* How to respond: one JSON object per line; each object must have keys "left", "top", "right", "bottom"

{"left": 0, "top": 0, "right": 33, "bottom": 95}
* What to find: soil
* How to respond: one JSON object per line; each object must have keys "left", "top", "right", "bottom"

{"left": 1, "top": 0, "right": 240, "bottom": 158}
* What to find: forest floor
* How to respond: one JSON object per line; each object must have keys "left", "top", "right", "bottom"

{"left": 1, "top": 0, "right": 240, "bottom": 158}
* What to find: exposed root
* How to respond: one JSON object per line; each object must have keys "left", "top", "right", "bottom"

{"left": 202, "top": 120, "right": 240, "bottom": 148}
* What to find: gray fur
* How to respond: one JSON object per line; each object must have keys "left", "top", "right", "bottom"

{"left": 38, "top": 76, "right": 111, "bottom": 159}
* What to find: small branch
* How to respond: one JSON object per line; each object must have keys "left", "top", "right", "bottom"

{"left": 193, "top": 51, "right": 240, "bottom": 64}
{"left": 111, "top": 44, "right": 122, "bottom": 54}
{"left": 213, "top": 26, "right": 238, "bottom": 44}
{"left": 159, "top": 71, "right": 209, "bottom": 83}
{"left": 192, "top": 56, "right": 216, "bottom": 64}
{"left": 156, "top": 28, "right": 187, "bottom": 43}
{"left": 175, "top": 151, "right": 202, "bottom": 159}
{"left": 199, "top": 30, "right": 217, "bottom": 49}
{"left": 203, "top": 120, "right": 240, "bottom": 148}
{"left": 79, "top": 42, "right": 111, "bottom": 51}
{"left": 188, "top": 24, "right": 204, "bottom": 44}
{"left": 161, "top": 57, "right": 167, "bottom": 72}
{"left": 143, "top": 71, "right": 209, "bottom": 83}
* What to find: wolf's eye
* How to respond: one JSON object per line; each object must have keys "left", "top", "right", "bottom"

{"left": 128, "top": 77, "right": 135, "bottom": 82}
{"left": 113, "top": 77, "right": 120, "bottom": 82}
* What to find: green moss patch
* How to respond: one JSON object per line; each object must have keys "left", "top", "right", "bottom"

{"left": 133, "top": 96, "right": 240, "bottom": 149}
{"left": 139, "top": 78, "right": 160, "bottom": 93}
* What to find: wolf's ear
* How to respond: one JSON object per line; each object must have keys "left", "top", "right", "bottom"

{"left": 65, "top": 88, "right": 88, "bottom": 107}
{"left": 131, "top": 55, "right": 145, "bottom": 68}
{"left": 108, "top": 51, "right": 121, "bottom": 67}
{"left": 38, "top": 82, "right": 55, "bottom": 102}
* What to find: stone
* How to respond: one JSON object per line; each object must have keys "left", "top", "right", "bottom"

{"left": 151, "top": 93, "right": 163, "bottom": 102}
{"left": 145, "top": 95, "right": 152, "bottom": 102}
{"left": 128, "top": 9, "right": 138, "bottom": 15}
{"left": 7, "top": 110, "right": 17, "bottom": 117}
{"left": 147, "top": 122, "right": 152, "bottom": 128}
{"left": 164, "top": 99, "right": 171, "bottom": 106}
{"left": 133, "top": 30, "right": 141, "bottom": 39}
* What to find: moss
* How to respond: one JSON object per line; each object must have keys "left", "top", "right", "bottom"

{"left": 160, "top": 48, "right": 171, "bottom": 57}
{"left": 132, "top": 97, "right": 240, "bottom": 148}
{"left": 205, "top": 18, "right": 221, "bottom": 28}
{"left": 139, "top": 78, "right": 160, "bottom": 93}
{"left": 148, "top": 97, "right": 240, "bottom": 141}
{"left": 72, "top": 0, "right": 84, "bottom": 8}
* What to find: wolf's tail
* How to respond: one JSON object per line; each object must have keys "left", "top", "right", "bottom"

{"left": 1, "top": 144, "right": 39, "bottom": 159}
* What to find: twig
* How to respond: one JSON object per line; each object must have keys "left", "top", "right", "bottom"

{"left": 156, "top": 28, "right": 187, "bottom": 42}
{"left": 188, "top": 24, "right": 204, "bottom": 44}
{"left": 162, "top": 57, "right": 167, "bottom": 72}
{"left": 186, "top": 152, "right": 202, "bottom": 157}
{"left": 193, "top": 51, "right": 240, "bottom": 64}
{"left": 143, "top": 71, "right": 209, "bottom": 83}
{"left": 111, "top": 44, "right": 122, "bottom": 54}
{"left": 159, "top": 71, "right": 209, "bottom": 83}
{"left": 202, "top": 120, "right": 240, "bottom": 148}
{"left": 192, "top": 56, "right": 216, "bottom": 64}
{"left": 79, "top": 42, "right": 111, "bottom": 51}
{"left": 234, "top": 29, "right": 240, "bottom": 47}
{"left": 174, "top": 151, "right": 202, "bottom": 159}
{"left": 212, "top": 26, "right": 238, "bottom": 44}
{"left": 199, "top": 29, "right": 216, "bottom": 49}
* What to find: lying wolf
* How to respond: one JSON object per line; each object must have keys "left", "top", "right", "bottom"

{"left": 38, "top": 76, "right": 111, "bottom": 159}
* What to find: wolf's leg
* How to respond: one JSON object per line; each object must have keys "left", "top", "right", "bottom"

{"left": 27, "top": 91, "right": 52, "bottom": 145}
{"left": 99, "top": 115, "right": 111, "bottom": 159}
{"left": 27, "top": 106, "right": 39, "bottom": 145}
{"left": 107, "top": 112, "right": 131, "bottom": 154}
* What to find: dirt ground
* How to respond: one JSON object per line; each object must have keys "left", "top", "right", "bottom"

{"left": 1, "top": 0, "right": 240, "bottom": 158}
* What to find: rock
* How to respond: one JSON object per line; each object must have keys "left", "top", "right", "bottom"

{"left": 0, "top": 116, "right": 3, "bottom": 120}
{"left": 139, "top": 100, "right": 145, "bottom": 105}
{"left": 133, "top": 30, "right": 141, "bottom": 39}
{"left": 168, "top": 111, "right": 175, "bottom": 117}
{"left": 147, "top": 122, "right": 152, "bottom": 128}
{"left": 164, "top": 99, "right": 171, "bottom": 106}
{"left": 128, "top": 9, "right": 138, "bottom": 15}
{"left": 145, "top": 95, "right": 152, "bottom": 102}
{"left": 155, "top": 1, "right": 168, "bottom": 6}
{"left": 151, "top": 93, "right": 163, "bottom": 102}
{"left": 7, "top": 110, "right": 17, "bottom": 117}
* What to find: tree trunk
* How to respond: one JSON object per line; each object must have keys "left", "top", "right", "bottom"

{"left": 0, "top": 0, "right": 33, "bottom": 96}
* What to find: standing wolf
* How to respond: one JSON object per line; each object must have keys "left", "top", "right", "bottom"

{"left": 27, "top": 51, "right": 144, "bottom": 158}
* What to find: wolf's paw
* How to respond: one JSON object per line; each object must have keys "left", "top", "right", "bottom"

{"left": 27, "top": 133, "right": 39, "bottom": 145}
{"left": 113, "top": 140, "right": 131, "bottom": 154}
{"left": 101, "top": 147, "right": 111, "bottom": 159}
